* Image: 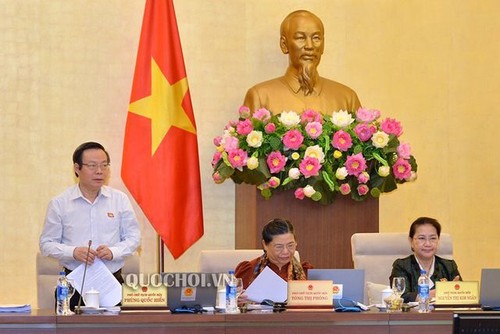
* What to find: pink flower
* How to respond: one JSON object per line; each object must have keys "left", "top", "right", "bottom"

{"left": 301, "top": 109, "right": 322, "bottom": 124}
{"left": 236, "top": 119, "right": 253, "bottom": 135}
{"left": 339, "top": 183, "right": 351, "bottom": 195}
{"left": 212, "top": 171, "right": 223, "bottom": 184}
{"left": 265, "top": 123, "right": 276, "bottom": 133}
{"left": 239, "top": 105, "right": 251, "bottom": 119}
{"left": 227, "top": 149, "right": 248, "bottom": 169}
{"left": 358, "top": 172, "right": 370, "bottom": 184}
{"left": 299, "top": 157, "right": 321, "bottom": 178}
{"left": 332, "top": 130, "right": 353, "bottom": 151}
{"left": 392, "top": 158, "right": 412, "bottom": 180}
{"left": 211, "top": 151, "right": 222, "bottom": 167}
{"left": 356, "top": 107, "right": 380, "bottom": 123}
{"left": 381, "top": 118, "right": 403, "bottom": 137}
{"left": 268, "top": 177, "right": 280, "bottom": 188}
{"left": 224, "top": 120, "right": 237, "bottom": 130}
{"left": 397, "top": 142, "right": 412, "bottom": 159}
{"left": 266, "top": 151, "right": 287, "bottom": 173}
{"left": 357, "top": 184, "right": 369, "bottom": 196}
{"left": 213, "top": 136, "right": 222, "bottom": 146}
{"left": 253, "top": 108, "right": 271, "bottom": 122}
{"left": 294, "top": 188, "right": 305, "bottom": 200}
{"left": 283, "top": 129, "right": 304, "bottom": 150}
{"left": 222, "top": 136, "right": 239, "bottom": 151}
{"left": 345, "top": 153, "right": 367, "bottom": 176}
{"left": 305, "top": 122, "right": 323, "bottom": 139}
{"left": 354, "top": 123, "right": 376, "bottom": 142}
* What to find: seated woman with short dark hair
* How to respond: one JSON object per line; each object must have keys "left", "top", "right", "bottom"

{"left": 235, "top": 218, "right": 313, "bottom": 289}
{"left": 390, "top": 217, "right": 461, "bottom": 302}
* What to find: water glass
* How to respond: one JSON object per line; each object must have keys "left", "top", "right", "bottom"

{"left": 392, "top": 277, "right": 406, "bottom": 298}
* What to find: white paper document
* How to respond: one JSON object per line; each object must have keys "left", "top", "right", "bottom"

{"left": 67, "top": 258, "right": 122, "bottom": 307}
{"left": 244, "top": 266, "right": 287, "bottom": 303}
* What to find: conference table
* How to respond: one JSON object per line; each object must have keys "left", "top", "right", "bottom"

{"left": 0, "top": 308, "right": 458, "bottom": 334}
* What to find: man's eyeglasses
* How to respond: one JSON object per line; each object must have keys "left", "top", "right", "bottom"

{"left": 414, "top": 236, "right": 439, "bottom": 244}
{"left": 272, "top": 242, "right": 297, "bottom": 253}
{"left": 82, "top": 163, "right": 110, "bottom": 171}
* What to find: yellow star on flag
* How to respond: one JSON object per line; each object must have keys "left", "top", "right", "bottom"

{"left": 128, "top": 58, "right": 196, "bottom": 155}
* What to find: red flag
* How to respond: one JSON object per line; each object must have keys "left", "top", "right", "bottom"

{"left": 122, "top": 0, "right": 204, "bottom": 259}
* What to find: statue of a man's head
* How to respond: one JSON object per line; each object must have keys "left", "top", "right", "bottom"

{"left": 280, "top": 10, "right": 325, "bottom": 95}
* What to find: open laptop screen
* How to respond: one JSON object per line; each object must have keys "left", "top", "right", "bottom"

{"left": 307, "top": 269, "right": 364, "bottom": 304}
{"left": 164, "top": 272, "right": 221, "bottom": 310}
{"left": 480, "top": 268, "right": 500, "bottom": 310}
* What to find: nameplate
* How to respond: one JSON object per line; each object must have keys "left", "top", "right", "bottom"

{"left": 122, "top": 284, "right": 167, "bottom": 307}
{"left": 287, "top": 280, "right": 333, "bottom": 307}
{"left": 435, "top": 281, "right": 480, "bottom": 306}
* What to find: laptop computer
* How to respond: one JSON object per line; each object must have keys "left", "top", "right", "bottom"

{"left": 307, "top": 269, "right": 365, "bottom": 304}
{"left": 480, "top": 268, "right": 500, "bottom": 311}
{"left": 166, "top": 273, "right": 218, "bottom": 312}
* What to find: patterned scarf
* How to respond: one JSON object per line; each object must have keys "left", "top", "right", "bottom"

{"left": 251, "top": 253, "right": 307, "bottom": 284}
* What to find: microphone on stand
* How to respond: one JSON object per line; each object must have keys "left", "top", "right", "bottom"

{"left": 74, "top": 240, "right": 92, "bottom": 315}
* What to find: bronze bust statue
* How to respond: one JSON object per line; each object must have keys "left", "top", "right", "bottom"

{"left": 243, "top": 10, "right": 361, "bottom": 115}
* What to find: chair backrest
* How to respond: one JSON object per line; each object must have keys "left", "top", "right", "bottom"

{"left": 36, "top": 252, "right": 140, "bottom": 309}
{"left": 197, "top": 249, "right": 301, "bottom": 273}
{"left": 350, "top": 232, "right": 453, "bottom": 286}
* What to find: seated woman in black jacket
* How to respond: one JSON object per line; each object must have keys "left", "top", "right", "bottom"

{"left": 390, "top": 217, "right": 461, "bottom": 302}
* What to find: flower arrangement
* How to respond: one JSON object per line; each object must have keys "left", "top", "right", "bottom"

{"left": 211, "top": 106, "right": 417, "bottom": 205}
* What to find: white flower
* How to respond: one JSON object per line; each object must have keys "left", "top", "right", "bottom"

{"left": 371, "top": 131, "right": 390, "bottom": 148}
{"left": 335, "top": 167, "right": 348, "bottom": 180}
{"left": 378, "top": 166, "right": 390, "bottom": 177}
{"left": 246, "top": 130, "right": 263, "bottom": 148}
{"left": 304, "top": 145, "right": 325, "bottom": 163}
{"left": 303, "top": 185, "right": 316, "bottom": 197}
{"left": 331, "top": 110, "right": 355, "bottom": 128}
{"left": 288, "top": 167, "right": 301, "bottom": 179}
{"left": 247, "top": 156, "right": 259, "bottom": 170}
{"left": 278, "top": 111, "right": 301, "bottom": 128}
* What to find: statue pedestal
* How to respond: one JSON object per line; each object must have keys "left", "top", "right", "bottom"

{"left": 235, "top": 184, "right": 379, "bottom": 268}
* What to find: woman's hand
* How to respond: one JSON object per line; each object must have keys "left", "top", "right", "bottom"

{"left": 238, "top": 292, "right": 249, "bottom": 306}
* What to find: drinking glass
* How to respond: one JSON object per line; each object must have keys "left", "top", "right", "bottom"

{"left": 235, "top": 278, "right": 245, "bottom": 298}
{"left": 392, "top": 277, "right": 406, "bottom": 298}
{"left": 66, "top": 279, "right": 76, "bottom": 315}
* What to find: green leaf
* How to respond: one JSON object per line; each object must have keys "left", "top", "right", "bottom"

{"left": 221, "top": 151, "right": 232, "bottom": 167}
{"left": 268, "top": 136, "right": 282, "bottom": 150}
{"left": 322, "top": 171, "right": 335, "bottom": 191}
{"left": 353, "top": 144, "right": 363, "bottom": 154}
{"left": 372, "top": 151, "right": 388, "bottom": 166}
{"left": 380, "top": 175, "right": 398, "bottom": 193}
{"left": 232, "top": 168, "right": 268, "bottom": 185}
{"left": 370, "top": 187, "right": 381, "bottom": 197}
{"left": 409, "top": 155, "right": 418, "bottom": 171}
{"left": 282, "top": 177, "right": 293, "bottom": 186}
{"left": 257, "top": 157, "right": 272, "bottom": 178}
{"left": 261, "top": 188, "right": 272, "bottom": 200}
{"left": 311, "top": 191, "right": 322, "bottom": 201}
{"left": 217, "top": 163, "right": 235, "bottom": 179}
{"left": 310, "top": 179, "right": 336, "bottom": 205}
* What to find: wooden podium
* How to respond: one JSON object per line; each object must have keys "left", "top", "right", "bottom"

{"left": 235, "top": 183, "right": 379, "bottom": 269}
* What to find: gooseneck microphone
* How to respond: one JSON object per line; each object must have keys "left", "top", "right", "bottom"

{"left": 75, "top": 240, "right": 92, "bottom": 315}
